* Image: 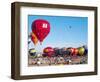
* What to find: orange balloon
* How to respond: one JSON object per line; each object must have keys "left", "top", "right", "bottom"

{"left": 31, "top": 32, "right": 38, "bottom": 45}
{"left": 44, "top": 49, "right": 49, "bottom": 53}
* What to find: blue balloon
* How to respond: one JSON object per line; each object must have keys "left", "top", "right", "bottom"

{"left": 84, "top": 48, "right": 88, "bottom": 55}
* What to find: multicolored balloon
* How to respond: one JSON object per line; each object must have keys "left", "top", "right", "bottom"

{"left": 29, "top": 48, "right": 36, "bottom": 57}
{"left": 32, "top": 19, "right": 50, "bottom": 44}
{"left": 43, "top": 47, "right": 54, "bottom": 57}
{"left": 31, "top": 32, "right": 38, "bottom": 45}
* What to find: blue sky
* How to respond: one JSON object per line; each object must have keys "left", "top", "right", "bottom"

{"left": 28, "top": 15, "right": 88, "bottom": 52}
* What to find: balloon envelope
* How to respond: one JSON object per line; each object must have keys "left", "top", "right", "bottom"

{"left": 74, "top": 48, "right": 78, "bottom": 55}
{"left": 29, "top": 48, "right": 36, "bottom": 57}
{"left": 43, "top": 47, "right": 54, "bottom": 57}
{"left": 70, "top": 48, "right": 78, "bottom": 56}
{"left": 31, "top": 32, "right": 38, "bottom": 45}
{"left": 32, "top": 19, "right": 50, "bottom": 44}
{"left": 84, "top": 48, "right": 88, "bottom": 55}
{"left": 70, "top": 48, "right": 74, "bottom": 55}
{"left": 78, "top": 47, "right": 85, "bottom": 56}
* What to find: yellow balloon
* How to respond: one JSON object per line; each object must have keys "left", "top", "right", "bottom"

{"left": 78, "top": 47, "right": 85, "bottom": 56}
{"left": 30, "top": 49, "right": 36, "bottom": 53}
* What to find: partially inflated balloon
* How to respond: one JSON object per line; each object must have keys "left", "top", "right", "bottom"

{"left": 31, "top": 32, "right": 38, "bottom": 45}
{"left": 43, "top": 47, "right": 54, "bottom": 57}
{"left": 70, "top": 48, "right": 78, "bottom": 56}
{"left": 70, "top": 48, "right": 74, "bottom": 55}
{"left": 82, "top": 45, "right": 88, "bottom": 55}
{"left": 84, "top": 48, "right": 88, "bottom": 55}
{"left": 74, "top": 48, "right": 78, "bottom": 55}
{"left": 78, "top": 47, "right": 85, "bottom": 56}
{"left": 29, "top": 48, "right": 36, "bottom": 57}
{"left": 32, "top": 19, "right": 50, "bottom": 44}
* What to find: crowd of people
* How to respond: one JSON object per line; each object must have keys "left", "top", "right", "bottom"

{"left": 28, "top": 55, "right": 87, "bottom": 66}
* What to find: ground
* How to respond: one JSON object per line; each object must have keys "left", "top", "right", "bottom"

{"left": 28, "top": 55, "right": 88, "bottom": 66}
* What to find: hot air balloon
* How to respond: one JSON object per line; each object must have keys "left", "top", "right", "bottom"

{"left": 43, "top": 47, "right": 54, "bottom": 57}
{"left": 70, "top": 48, "right": 74, "bottom": 55}
{"left": 54, "top": 47, "right": 60, "bottom": 56}
{"left": 70, "top": 48, "right": 78, "bottom": 56}
{"left": 61, "top": 47, "right": 67, "bottom": 56}
{"left": 32, "top": 19, "right": 50, "bottom": 44}
{"left": 84, "top": 48, "right": 88, "bottom": 55}
{"left": 74, "top": 48, "right": 79, "bottom": 55}
{"left": 66, "top": 49, "right": 71, "bottom": 56}
{"left": 67, "top": 47, "right": 72, "bottom": 55}
{"left": 31, "top": 32, "right": 38, "bottom": 45}
{"left": 83, "top": 45, "right": 88, "bottom": 55}
{"left": 29, "top": 48, "right": 36, "bottom": 57}
{"left": 78, "top": 47, "right": 85, "bottom": 56}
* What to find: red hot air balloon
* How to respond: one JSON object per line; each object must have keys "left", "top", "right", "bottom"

{"left": 70, "top": 48, "right": 78, "bottom": 56}
{"left": 32, "top": 19, "right": 50, "bottom": 44}
{"left": 43, "top": 47, "right": 54, "bottom": 57}
{"left": 74, "top": 48, "right": 78, "bottom": 55}
{"left": 70, "top": 48, "right": 74, "bottom": 55}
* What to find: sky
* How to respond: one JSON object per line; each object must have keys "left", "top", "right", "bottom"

{"left": 28, "top": 15, "right": 88, "bottom": 52}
